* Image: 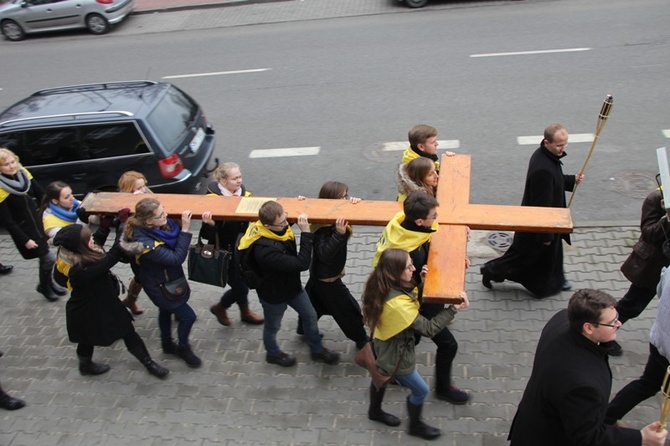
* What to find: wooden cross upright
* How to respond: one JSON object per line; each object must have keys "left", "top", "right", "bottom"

{"left": 81, "top": 154, "right": 573, "bottom": 304}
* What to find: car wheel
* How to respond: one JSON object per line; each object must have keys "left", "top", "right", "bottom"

{"left": 86, "top": 14, "right": 110, "bottom": 35}
{"left": 405, "top": 0, "right": 429, "bottom": 7}
{"left": 1, "top": 20, "right": 26, "bottom": 41}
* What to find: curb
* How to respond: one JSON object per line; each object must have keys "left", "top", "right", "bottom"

{"left": 133, "top": 0, "right": 293, "bottom": 15}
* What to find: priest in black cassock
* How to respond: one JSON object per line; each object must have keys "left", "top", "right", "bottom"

{"left": 480, "top": 123, "right": 584, "bottom": 298}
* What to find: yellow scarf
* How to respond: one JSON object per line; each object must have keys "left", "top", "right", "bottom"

{"left": 238, "top": 220, "right": 295, "bottom": 250}
{"left": 401, "top": 147, "right": 440, "bottom": 172}
{"left": 372, "top": 211, "right": 438, "bottom": 266}
{"left": 373, "top": 289, "right": 420, "bottom": 341}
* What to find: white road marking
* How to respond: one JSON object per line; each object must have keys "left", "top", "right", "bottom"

{"left": 470, "top": 48, "right": 591, "bottom": 58}
{"left": 249, "top": 146, "right": 320, "bottom": 158}
{"left": 663, "top": 129, "right": 670, "bottom": 138}
{"left": 382, "top": 140, "right": 460, "bottom": 151}
{"left": 162, "top": 68, "right": 271, "bottom": 79}
{"left": 517, "top": 133, "right": 594, "bottom": 145}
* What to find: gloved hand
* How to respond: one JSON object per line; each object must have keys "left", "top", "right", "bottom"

{"left": 75, "top": 207, "right": 90, "bottom": 224}
{"left": 117, "top": 208, "right": 131, "bottom": 224}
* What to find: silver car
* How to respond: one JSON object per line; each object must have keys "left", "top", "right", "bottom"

{"left": 0, "top": 0, "right": 135, "bottom": 41}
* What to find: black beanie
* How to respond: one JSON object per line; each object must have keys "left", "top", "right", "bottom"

{"left": 53, "top": 224, "right": 83, "bottom": 253}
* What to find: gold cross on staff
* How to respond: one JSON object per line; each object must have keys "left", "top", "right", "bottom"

{"left": 80, "top": 154, "right": 572, "bottom": 304}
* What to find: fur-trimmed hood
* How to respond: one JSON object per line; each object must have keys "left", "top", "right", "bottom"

{"left": 119, "top": 237, "right": 147, "bottom": 256}
{"left": 397, "top": 163, "right": 430, "bottom": 198}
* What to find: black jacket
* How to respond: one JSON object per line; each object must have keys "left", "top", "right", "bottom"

{"left": 309, "top": 225, "right": 349, "bottom": 279}
{"left": 254, "top": 232, "right": 313, "bottom": 304}
{"left": 65, "top": 245, "right": 134, "bottom": 346}
{"left": 0, "top": 173, "right": 49, "bottom": 259}
{"left": 509, "top": 309, "right": 641, "bottom": 445}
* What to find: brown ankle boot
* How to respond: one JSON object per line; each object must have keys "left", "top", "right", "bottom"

{"left": 239, "top": 304, "right": 264, "bottom": 325}
{"left": 210, "top": 303, "right": 231, "bottom": 326}
{"left": 122, "top": 278, "right": 144, "bottom": 315}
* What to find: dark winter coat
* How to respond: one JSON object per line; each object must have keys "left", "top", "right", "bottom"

{"left": 199, "top": 182, "right": 251, "bottom": 252}
{"left": 0, "top": 171, "right": 49, "bottom": 259}
{"left": 121, "top": 221, "right": 193, "bottom": 310}
{"left": 309, "top": 225, "right": 349, "bottom": 279}
{"left": 65, "top": 245, "right": 134, "bottom": 346}
{"left": 620, "top": 190, "right": 670, "bottom": 289}
{"left": 508, "top": 309, "right": 641, "bottom": 446}
{"left": 254, "top": 232, "right": 313, "bottom": 304}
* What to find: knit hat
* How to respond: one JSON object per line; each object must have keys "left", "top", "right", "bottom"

{"left": 53, "top": 224, "right": 83, "bottom": 253}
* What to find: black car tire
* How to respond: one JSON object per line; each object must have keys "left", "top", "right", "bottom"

{"left": 405, "top": 0, "right": 429, "bottom": 7}
{"left": 1, "top": 20, "right": 26, "bottom": 41}
{"left": 86, "top": 14, "right": 110, "bottom": 35}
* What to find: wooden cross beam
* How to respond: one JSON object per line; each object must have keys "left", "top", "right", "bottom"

{"left": 80, "top": 154, "right": 572, "bottom": 304}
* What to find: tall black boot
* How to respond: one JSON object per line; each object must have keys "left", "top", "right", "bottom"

{"left": 0, "top": 384, "right": 25, "bottom": 410}
{"left": 406, "top": 397, "right": 441, "bottom": 440}
{"left": 78, "top": 354, "right": 110, "bottom": 376}
{"left": 368, "top": 382, "right": 400, "bottom": 426}
{"left": 129, "top": 343, "right": 169, "bottom": 379}
{"left": 37, "top": 258, "right": 59, "bottom": 302}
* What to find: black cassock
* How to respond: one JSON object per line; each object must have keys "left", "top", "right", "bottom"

{"left": 483, "top": 143, "right": 576, "bottom": 298}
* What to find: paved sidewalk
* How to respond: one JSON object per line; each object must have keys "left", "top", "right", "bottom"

{"left": 0, "top": 223, "right": 662, "bottom": 446}
{"left": 134, "top": 0, "right": 288, "bottom": 14}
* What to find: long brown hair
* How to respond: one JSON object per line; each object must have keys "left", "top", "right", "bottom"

{"left": 403, "top": 157, "right": 436, "bottom": 197}
{"left": 67, "top": 226, "right": 105, "bottom": 266}
{"left": 123, "top": 197, "right": 160, "bottom": 240}
{"left": 318, "top": 181, "right": 348, "bottom": 199}
{"left": 362, "top": 248, "right": 411, "bottom": 332}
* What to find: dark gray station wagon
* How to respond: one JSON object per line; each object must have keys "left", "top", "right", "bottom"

{"left": 0, "top": 80, "right": 217, "bottom": 197}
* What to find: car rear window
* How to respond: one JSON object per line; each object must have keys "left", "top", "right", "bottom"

{"left": 146, "top": 86, "right": 199, "bottom": 153}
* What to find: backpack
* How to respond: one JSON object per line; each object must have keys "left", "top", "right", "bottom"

{"left": 234, "top": 234, "right": 282, "bottom": 289}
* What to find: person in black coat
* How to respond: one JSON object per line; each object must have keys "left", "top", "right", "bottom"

{"left": 508, "top": 289, "right": 666, "bottom": 446}
{"left": 53, "top": 224, "right": 168, "bottom": 379}
{"left": 237, "top": 201, "right": 340, "bottom": 367}
{"left": 481, "top": 124, "right": 584, "bottom": 298}
{"left": 299, "top": 181, "right": 368, "bottom": 349}
{"left": 0, "top": 148, "right": 64, "bottom": 301}
{"left": 199, "top": 162, "right": 264, "bottom": 326}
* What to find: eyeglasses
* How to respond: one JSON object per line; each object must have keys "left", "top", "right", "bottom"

{"left": 267, "top": 219, "right": 288, "bottom": 229}
{"left": 592, "top": 313, "right": 620, "bottom": 329}
{"left": 150, "top": 211, "right": 167, "bottom": 220}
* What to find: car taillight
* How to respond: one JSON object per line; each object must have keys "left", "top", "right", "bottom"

{"left": 158, "top": 154, "right": 184, "bottom": 178}
{"left": 96, "top": 0, "right": 114, "bottom": 4}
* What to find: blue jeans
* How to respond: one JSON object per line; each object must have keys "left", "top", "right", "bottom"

{"left": 220, "top": 264, "right": 249, "bottom": 307}
{"left": 396, "top": 370, "right": 429, "bottom": 405}
{"left": 158, "top": 302, "right": 196, "bottom": 348}
{"left": 260, "top": 288, "right": 323, "bottom": 357}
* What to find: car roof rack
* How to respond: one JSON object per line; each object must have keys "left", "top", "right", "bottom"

{"left": 0, "top": 111, "right": 135, "bottom": 127}
{"left": 32, "top": 80, "right": 158, "bottom": 96}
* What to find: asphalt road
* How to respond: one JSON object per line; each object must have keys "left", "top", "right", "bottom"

{"left": 0, "top": 0, "right": 669, "bottom": 223}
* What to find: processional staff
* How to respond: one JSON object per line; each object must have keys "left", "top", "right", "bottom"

{"left": 568, "top": 94, "right": 614, "bottom": 208}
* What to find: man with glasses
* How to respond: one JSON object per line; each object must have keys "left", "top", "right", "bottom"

{"left": 481, "top": 123, "right": 584, "bottom": 298}
{"left": 509, "top": 289, "right": 667, "bottom": 446}
{"left": 237, "top": 201, "right": 340, "bottom": 367}
{"left": 373, "top": 192, "right": 469, "bottom": 405}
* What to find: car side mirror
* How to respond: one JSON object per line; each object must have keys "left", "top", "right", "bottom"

{"left": 20, "top": 1, "right": 28, "bottom": 8}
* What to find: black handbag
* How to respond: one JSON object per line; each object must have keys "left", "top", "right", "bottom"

{"left": 187, "top": 234, "right": 230, "bottom": 288}
{"left": 159, "top": 270, "right": 190, "bottom": 301}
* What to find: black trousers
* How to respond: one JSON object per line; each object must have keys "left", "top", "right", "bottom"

{"left": 76, "top": 330, "right": 144, "bottom": 357}
{"left": 616, "top": 284, "right": 657, "bottom": 324}
{"left": 606, "top": 343, "right": 669, "bottom": 423}
{"left": 301, "top": 277, "right": 368, "bottom": 345}
{"left": 419, "top": 303, "right": 459, "bottom": 394}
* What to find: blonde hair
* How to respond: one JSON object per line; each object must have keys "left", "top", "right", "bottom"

{"left": 213, "top": 162, "right": 240, "bottom": 183}
{"left": 0, "top": 148, "right": 19, "bottom": 165}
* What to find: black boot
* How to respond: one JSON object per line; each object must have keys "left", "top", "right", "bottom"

{"left": 368, "top": 383, "right": 400, "bottom": 426}
{"left": 177, "top": 345, "right": 202, "bottom": 368}
{"left": 406, "top": 397, "right": 441, "bottom": 440}
{"left": 37, "top": 255, "right": 60, "bottom": 301}
{"left": 0, "top": 385, "right": 25, "bottom": 410}
{"left": 129, "top": 344, "right": 169, "bottom": 379}
{"left": 78, "top": 355, "right": 110, "bottom": 376}
{"left": 161, "top": 338, "right": 178, "bottom": 355}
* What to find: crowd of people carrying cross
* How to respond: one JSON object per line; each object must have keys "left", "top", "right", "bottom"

{"left": 1, "top": 122, "right": 670, "bottom": 444}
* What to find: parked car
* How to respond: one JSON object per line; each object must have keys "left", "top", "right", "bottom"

{"left": 0, "top": 0, "right": 135, "bottom": 41}
{"left": 401, "top": 0, "right": 429, "bottom": 7}
{"left": 0, "top": 80, "right": 218, "bottom": 197}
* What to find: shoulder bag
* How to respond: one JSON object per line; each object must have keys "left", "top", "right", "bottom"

{"left": 187, "top": 233, "right": 230, "bottom": 288}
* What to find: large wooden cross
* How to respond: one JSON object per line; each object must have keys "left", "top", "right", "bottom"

{"left": 81, "top": 154, "right": 572, "bottom": 304}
